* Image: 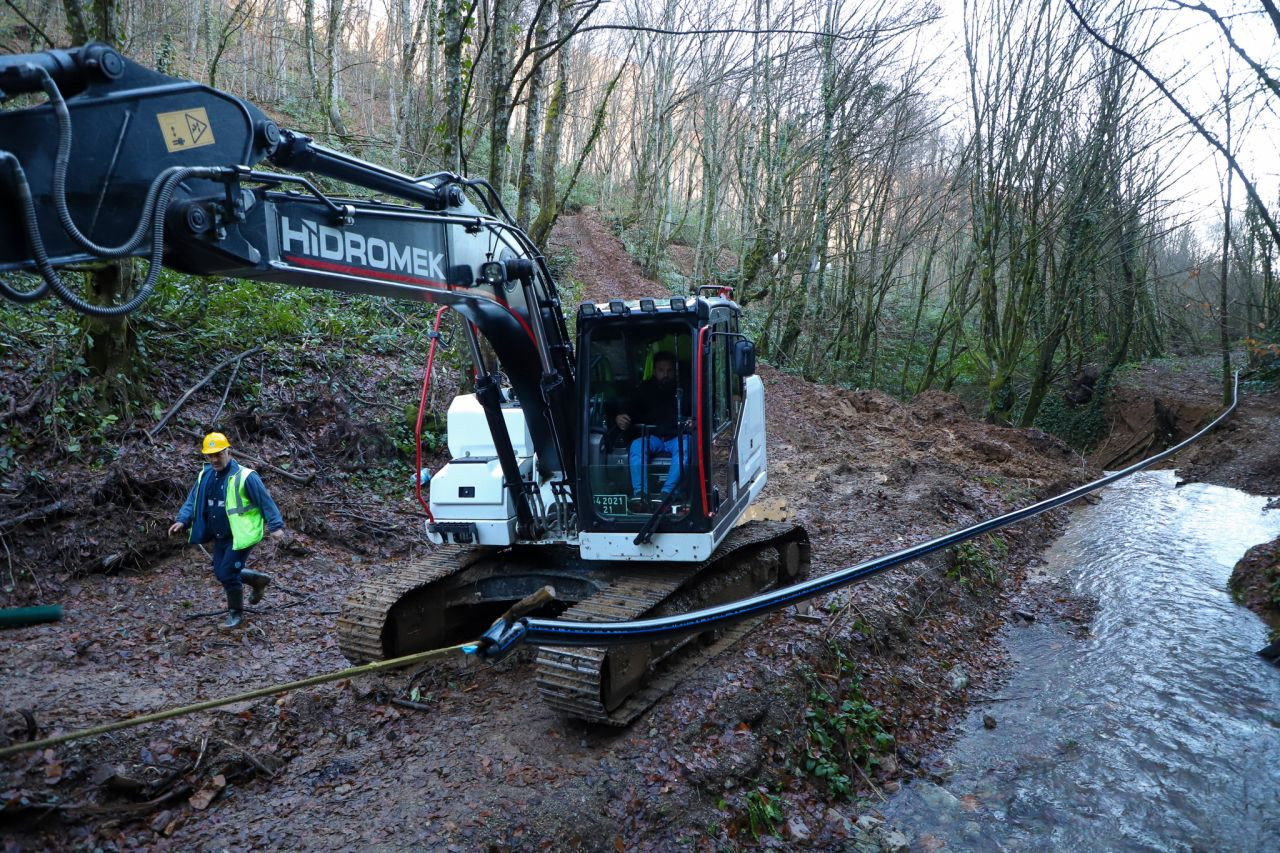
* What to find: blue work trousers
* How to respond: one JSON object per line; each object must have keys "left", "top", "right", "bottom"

{"left": 211, "top": 538, "right": 254, "bottom": 593}
{"left": 629, "top": 434, "right": 689, "bottom": 497}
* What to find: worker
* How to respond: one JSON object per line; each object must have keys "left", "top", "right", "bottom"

{"left": 168, "top": 432, "right": 285, "bottom": 629}
{"left": 614, "top": 351, "right": 690, "bottom": 513}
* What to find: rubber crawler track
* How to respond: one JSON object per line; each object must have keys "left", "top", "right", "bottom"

{"left": 336, "top": 547, "right": 478, "bottom": 663}
{"left": 534, "top": 520, "right": 808, "bottom": 724}
{"left": 337, "top": 521, "right": 808, "bottom": 723}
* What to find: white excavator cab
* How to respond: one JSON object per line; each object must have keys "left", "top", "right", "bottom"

{"left": 574, "top": 295, "right": 768, "bottom": 561}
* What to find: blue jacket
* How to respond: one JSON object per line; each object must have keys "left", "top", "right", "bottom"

{"left": 176, "top": 458, "right": 285, "bottom": 545}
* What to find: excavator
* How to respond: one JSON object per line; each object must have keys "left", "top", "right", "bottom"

{"left": 0, "top": 44, "right": 809, "bottom": 724}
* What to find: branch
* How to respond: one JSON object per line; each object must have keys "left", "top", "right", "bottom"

{"left": 0, "top": 501, "right": 64, "bottom": 532}
{"left": 4, "top": 0, "right": 55, "bottom": 48}
{"left": 209, "top": 354, "right": 245, "bottom": 426}
{"left": 0, "top": 383, "right": 50, "bottom": 424}
{"left": 147, "top": 348, "right": 262, "bottom": 439}
{"left": 1168, "top": 1, "right": 1280, "bottom": 101}
{"left": 1262, "top": 0, "right": 1280, "bottom": 39}
{"left": 543, "top": 21, "right": 938, "bottom": 48}
{"left": 171, "top": 426, "right": 317, "bottom": 484}
{"left": 1064, "top": 0, "right": 1280, "bottom": 253}
{"left": 507, "top": 0, "right": 604, "bottom": 109}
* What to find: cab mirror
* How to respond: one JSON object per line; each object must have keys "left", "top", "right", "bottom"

{"left": 732, "top": 339, "right": 757, "bottom": 377}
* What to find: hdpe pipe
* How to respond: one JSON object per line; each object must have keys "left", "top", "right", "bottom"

{"left": 477, "top": 373, "right": 1241, "bottom": 658}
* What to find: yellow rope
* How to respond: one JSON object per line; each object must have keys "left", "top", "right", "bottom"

{"left": 0, "top": 642, "right": 471, "bottom": 760}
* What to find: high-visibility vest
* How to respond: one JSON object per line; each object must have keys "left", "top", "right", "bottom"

{"left": 190, "top": 466, "right": 264, "bottom": 550}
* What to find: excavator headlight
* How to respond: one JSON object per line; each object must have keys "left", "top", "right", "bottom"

{"left": 670, "top": 297, "right": 687, "bottom": 312}
{"left": 639, "top": 298, "right": 655, "bottom": 313}
{"left": 609, "top": 299, "right": 628, "bottom": 315}
{"left": 579, "top": 302, "right": 597, "bottom": 316}
{"left": 479, "top": 260, "right": 506, "bottom": 286}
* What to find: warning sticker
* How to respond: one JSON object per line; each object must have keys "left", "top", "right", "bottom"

{"left": 156, "top": 107, "right": 216, "bottom": 153}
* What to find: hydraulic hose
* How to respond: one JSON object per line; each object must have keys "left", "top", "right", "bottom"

{"left": 477, "top": 372, "right": 1242, "bottom": 658}
{"left": 0, "top": 153, "right": 50, "bottom": 303}
{"left": 37, "top": 67, "right": 178, "bottom": 260}
{"left": 2, "top": 158, "right": 219, "bottom": 316}
{"left": 414, "top": 306, "right": 451, "bottom": 520}
{"left": 0, "top": 67, "right": 224, "bottom": 315}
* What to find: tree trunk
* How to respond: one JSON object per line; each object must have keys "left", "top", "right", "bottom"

{"left": 62, "top": 0, "right": 91, "bottom": 43}
{"left": 82, "top": 263, "right": 137, "bottom": 383}
{"left": 1221, "top": 125, "right": 1234, "bottom": 404}
{"left": 304, "top": 0, "right": 319, "bottom": 100}
{"left": 90, "top": 0, "right": 118, "bottom": 45}
{"left": 487, "top": 0, "right": 511, "bottom": 191}
{"left": 440, "top": 0, "right": 463, "bottom": 171}
{"left": 324, "top": 0, "right": 349, "bottom": 139}
{"left": 535, "top": 0, "right": 572, "bottom": 226}
{"left": 61, "top": 0, "right": 136, "bottom": 387}
{"left": 530, "top": 59, "right": 625, "bottom": 246}
{"left": 515, "top": 3, "right": 548, "bottom": 228}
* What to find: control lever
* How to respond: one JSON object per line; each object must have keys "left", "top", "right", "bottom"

{"left": 633, "top": 491, "right": 677, "bottom": 545}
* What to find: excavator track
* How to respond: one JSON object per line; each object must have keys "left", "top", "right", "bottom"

{"left": 535, "top": 520, "right": 809, "bottom": 725}
{"left": 337, "top": 521, "right": 808, "bottom": 725}
{"left": 337, "top": 547, "right": 479, "bottom": 663}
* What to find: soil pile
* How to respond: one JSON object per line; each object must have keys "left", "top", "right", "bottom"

{"left": 3, "top": 211, "right": 1101, "bottom": 850}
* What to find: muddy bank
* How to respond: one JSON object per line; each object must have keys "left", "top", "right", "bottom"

{"left": 1229, "top": 539, "right": 1280, "bottom": 636}
{"left": 2, "top": 211, "right": 1099, "bottom": 850}
{"left": 1093, "top": 358, "right": 1280, "bottom": 496}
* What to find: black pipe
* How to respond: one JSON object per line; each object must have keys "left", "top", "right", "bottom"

{"left": 478, "top": 372, "right": 1241, "bottom": 657}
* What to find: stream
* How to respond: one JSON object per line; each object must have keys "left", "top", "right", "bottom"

{"left": 883, "top": 470, "right": 1280, "bottom": 851}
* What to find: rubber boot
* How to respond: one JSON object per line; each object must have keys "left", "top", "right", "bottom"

{"left": 242, "top": 569, "right": 271, "bottom": 605}
{"left": 221, "top": 588, "right": 244, "bottom": 630}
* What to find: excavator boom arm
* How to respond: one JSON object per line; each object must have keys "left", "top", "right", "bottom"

{"left": 0, "top": 43, "right": 578, "bottom": 514}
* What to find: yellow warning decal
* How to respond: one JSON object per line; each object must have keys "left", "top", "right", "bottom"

{"left": 156, "top": 107, "right": 216, "bottom": 153}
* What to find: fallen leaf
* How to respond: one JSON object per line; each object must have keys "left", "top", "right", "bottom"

{"left": 189, "top": 787, "right": 218, "bottom": 810}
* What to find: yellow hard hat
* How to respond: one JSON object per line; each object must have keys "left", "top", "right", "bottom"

{"left": 202, "top": 432, "right": 231, "bottom": 454}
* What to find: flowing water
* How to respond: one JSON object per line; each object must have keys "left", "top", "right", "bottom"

{"left": 883, "top": 470, "right": 1280, "bottom": 851}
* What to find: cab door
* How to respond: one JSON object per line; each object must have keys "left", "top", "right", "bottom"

{"left": 704, "top": 308, "right": 741, "bottom": 518}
